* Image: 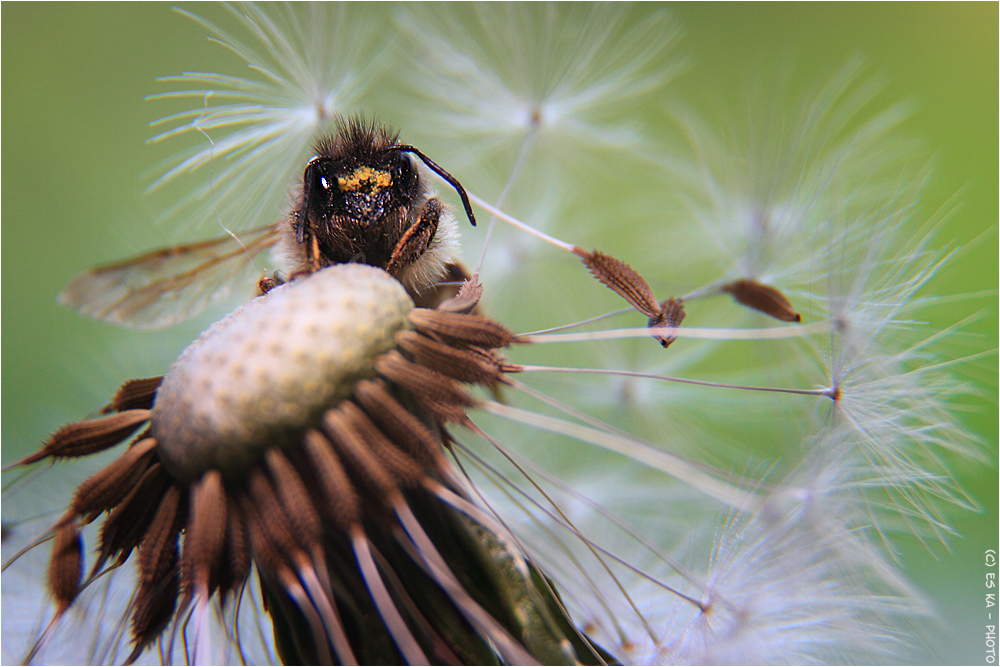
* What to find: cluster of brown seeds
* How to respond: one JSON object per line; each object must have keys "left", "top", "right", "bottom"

{"left": 576, "top": 247, "right": 800, "bottom": 344}
{"left": 20, "top": 280, "right": 609, "bottom": 665}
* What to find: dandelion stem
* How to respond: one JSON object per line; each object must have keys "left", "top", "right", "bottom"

{"left": 461, "top": 414, "right": 712, "bottom": 590}
{"left": 467, "top": 422, "right": 660, "bottom": 643}
{"left": 466, "top": 191, "right": 577, "bottom": 253}
{"left": 518, "top": 364, "right": 837, "bottom": 398}
{"left": 392, "top": 500, "right": 540, "bottom": 666}
{"left": 458, "top": 433, "right": 705, "bottom": 612}
{"left": 449, "top": 442, "right": 637, "bottom": 645}
{"left": 524, "top": 321, "right": 830, "bottom": 344}
{"left": 474, "top": 124, "right": 539, "bottom": 275}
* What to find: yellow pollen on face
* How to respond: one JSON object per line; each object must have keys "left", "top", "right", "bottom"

{"left": 338, "top": 166, "right": 392, "bottom": 191}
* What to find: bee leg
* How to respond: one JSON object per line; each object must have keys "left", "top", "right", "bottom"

{"left": 257, "top": 271, "right": 289, "bottom": 297}
{"left": 257, "top": 275, "right": 277, "bottom": 296}
{"left": 385, "top": 197, "right": 442, "bottom": 278}
{"left": 307, "top": 233, "right": 323, "bottom": 273}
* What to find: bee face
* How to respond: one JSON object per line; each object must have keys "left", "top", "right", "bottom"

{"left": 304, "top": 152, "right": 417, "bottom": 225}
{"left": 296, "top": 121, "right": 414, "bottom": 266}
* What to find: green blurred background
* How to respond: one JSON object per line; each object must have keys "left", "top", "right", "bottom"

{"left": 3, "top": 3, "right": 996, "bottom": 664}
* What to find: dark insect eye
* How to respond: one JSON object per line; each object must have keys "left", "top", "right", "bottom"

{"left": 301, "top": 160, "right": 341, "bottom": 236}
{"left": 395, "top": 154, "right": 416, "bottom": 189}
{"left": 304, "top": 159, "right": 338, "bottom": 194}
{"left": 304, "top": 161, "right": 321, "bottom": 192}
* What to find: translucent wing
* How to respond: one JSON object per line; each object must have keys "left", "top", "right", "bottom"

{"left": 59, "top": 224, "right": 283, "bottom": 330}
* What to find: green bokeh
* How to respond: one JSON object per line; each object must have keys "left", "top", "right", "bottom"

{"left": 2, "top": 3, "right": 996, "bottom": 664}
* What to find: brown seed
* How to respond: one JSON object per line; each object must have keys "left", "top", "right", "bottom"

{"left": 101, "top": 377, "right": 164, "bottom": 414}
{"left": 576, "top": 248, "right": 662, "bottom": 320}
{"left": 648, "top": 297, "right": 686, "bottom": 348}
{"left": 96, "top": 464, "right": 168, "bottom": 572}
{"left": 437, "top": 274, "right": 484, "bottom": 314}
{"left": 239, "top": 481, "right": 295, "bottom": 575}
{"left": 394, "top": 330, "right": 504, "bottom": 386}
{"left": 21, "top": 409, "right": 152, "bottom": 465}
{"left": 218, "top": 494, "right": 250, "bottom": 600}
{"left": 71, "top": 438, "right": 158, "bottom": 521}
{"left": 138, "top": 485, "right": 183, "bottom": 586}
{"left": 352, "top": 379, "right": 445, "bottom": 471}
{"left": 374, "top": 350, "right": 475, "bottom": 424}
{"left": 340, "top": 401, "right": 426, "bottom": 487}
{"left": 408, "top": 309, "right": 521, "bottom": 349}
{"left": 47, "top": 519, "right": 83, "bottom": 613}
{"left": 181, "top": 470, "right": 227, "bottom": 595}
{"left": 265, "top": 448, "right": 323, "bottom": 550}
{"left": 128, "top": 565, "right": 179, "bottom": 664}
{"left": 721, "top": 279, "right": 801, "bottom": 322}
{"left": 303, "top": 429, "right": 361, "bottom": 531}
{"left": 323, "top": 407, "right": 401, "bottom": 505}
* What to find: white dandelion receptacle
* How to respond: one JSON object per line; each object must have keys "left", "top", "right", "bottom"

{"left": 153, "top": 264, "right": 414, "bottom": 482}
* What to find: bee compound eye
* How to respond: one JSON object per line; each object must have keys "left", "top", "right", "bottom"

{"left": 151, "top": 264, "right": 414, "bottom": 482}
{"left": 305, "top": 159, "right": 336, "bottom": 193}
{"left": 395, "top": 153, "right": 416, "bottom": 186}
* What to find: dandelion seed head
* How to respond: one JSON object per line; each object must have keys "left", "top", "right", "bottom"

{"left": 625, "top": 59, "right": 982, "bottom": 544}
{"left": 659, "top": 487, "right": 924, "bottom": 665}
{"left": 395, "top": 3, "right": 684, "bottom": 190}
{"left": 792, "top": 188, "right": 984, "bottom": 542}
{"left": 660, "top": 61, "right": 920, "bottom": 297}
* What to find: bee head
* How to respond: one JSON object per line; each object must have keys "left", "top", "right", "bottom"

{"left": 294, "top": 118, "right": 476, "bottom": 247}
{"left": 302, "top": 151, "right": 417, "bottom": 229}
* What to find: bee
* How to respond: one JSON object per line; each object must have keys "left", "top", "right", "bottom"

{"left": 59, "top": 117, "right": 478, "bottom": 329}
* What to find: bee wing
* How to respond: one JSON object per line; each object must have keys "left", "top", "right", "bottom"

{"left": 59, "top": 224, "right": 282, "bottom": 330}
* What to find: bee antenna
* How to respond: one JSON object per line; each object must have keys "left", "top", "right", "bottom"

{"left": 395, "top": 145, "right": 477, "bottom": 227}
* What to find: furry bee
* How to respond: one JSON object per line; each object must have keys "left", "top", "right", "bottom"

{"left": 60, "top": 117, "right": 478, "bottom": 329}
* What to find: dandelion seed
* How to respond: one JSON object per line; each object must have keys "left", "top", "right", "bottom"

{"left": 474, "top": 58, "right": 988, "bottom": 663}
{"left": 656, "top": 61, "right": 922, "bottom": 316}
{"left": 811, "top": 203, "right": 984, "bottom": 543}
{"left": 656, "top": 60, "right": 985, "bottom": 544}
{"left": 396, "top": 3, "right": 683, "bottom": 174}
{"left": 395, "top": 3, "right": 684, "bottom": 281}
{"left": 147, "top": 3, "right": 390, "bottom": 235}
